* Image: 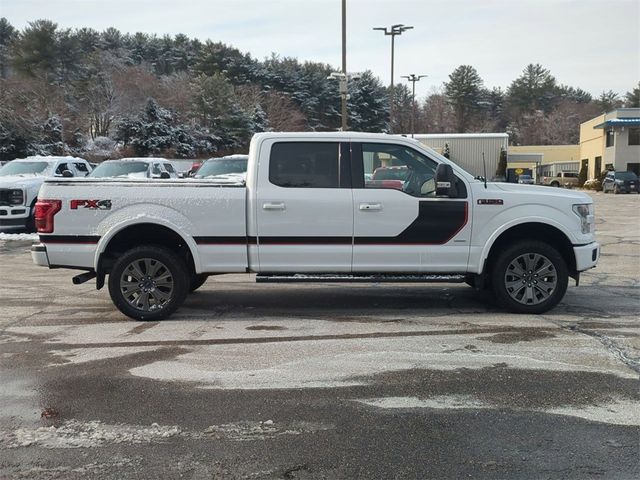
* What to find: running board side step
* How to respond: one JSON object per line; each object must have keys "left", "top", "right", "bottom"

{"left": 256, "top": 273, "right": 467, "bottom": 283}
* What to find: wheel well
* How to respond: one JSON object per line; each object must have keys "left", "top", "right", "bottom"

{"left": 98, "top": 223, "right": 195, "bottom": 275}
{"left": 485, "top": 223, "right": 576, "bottom": 275}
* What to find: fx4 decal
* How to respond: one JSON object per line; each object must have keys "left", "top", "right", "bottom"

{"left": 70, "top": 199, "right": 112, "bottom": 210}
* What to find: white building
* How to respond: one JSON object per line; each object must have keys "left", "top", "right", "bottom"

{"left": 413, "top": 133, "right": 508, "bottom": 178}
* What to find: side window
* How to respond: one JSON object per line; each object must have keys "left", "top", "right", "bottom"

{"left": 151, "top": 163, "right": 161, "bottom": 175}
{"left": 55, "top": 163, "right": 69, "bottom": 175}
{"left": 361, "top": 143, "right": 438, "bottom": 197}
{"left": 74, "top": 162, "right": 89, "bottom": 174}
{"left": 164, "top": 163, "right": 175, "bottom": 173}
{"left": 269, "top": 142, "right": 339, "bottom": 188}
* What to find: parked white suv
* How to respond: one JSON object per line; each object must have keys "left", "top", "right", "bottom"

{"left": 0, "top": 156, "right": 92, "bottom": 231}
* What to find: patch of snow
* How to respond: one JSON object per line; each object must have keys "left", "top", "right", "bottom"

{"left": 48, "top": 346, "right": 157, "bottom": 366}
{"left": 2, "top": 420, "right": 181, "bottom": 449}
{"left": 357, "top": 395, "right": 488, "bottom": 410}
{"left": 0, "top": 232, "right": 39, "bottom": 241}
{"left": 356, "top": 395, "right": 640, "bottom": 426}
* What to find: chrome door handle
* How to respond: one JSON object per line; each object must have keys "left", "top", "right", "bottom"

{"left": 263, "top": 202, "right": 286, "bottom": 211}
{"left": 359, "top": 203, "right": 382, "bottom": 211}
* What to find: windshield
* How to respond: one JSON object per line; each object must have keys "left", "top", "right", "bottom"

{"left": 0, "top": 161, "right": 51, "bottom": 176}
{"left": 89, "top": 161, "right": 149, "bottom": 178}
{"left": 196, "top": 158, "right": 247, "bottom": 177}
{"left": 615, "top": 171, "right": 638, "bottom": 181}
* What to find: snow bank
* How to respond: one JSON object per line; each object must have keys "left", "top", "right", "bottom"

{"left": 0, "top": 233, "right": 39, "bottom": 241}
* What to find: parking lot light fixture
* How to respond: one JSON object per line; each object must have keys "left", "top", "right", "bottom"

{"left": 401, "top": 74, "right": 428, "bottom": 137}
{"left": 373, "top": 24, "right": 413, "bottom": 132}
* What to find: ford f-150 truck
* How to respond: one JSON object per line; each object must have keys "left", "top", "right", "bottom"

{"left": 31, "top": 132, "right": 600, "bottom": 320}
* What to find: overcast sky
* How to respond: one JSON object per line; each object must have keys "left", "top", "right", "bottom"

{"left": 2, "top": 0, "right": 639, "bottom": 100}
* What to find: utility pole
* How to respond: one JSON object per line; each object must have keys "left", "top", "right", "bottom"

{"left": 341, "top": 0, "right": 347, "bottom": 131}
{"left": 373, "top": 24, "right": 413, "bottom": 133}
{"left": 401, "top": 74, "right": 427, "bottom": 137}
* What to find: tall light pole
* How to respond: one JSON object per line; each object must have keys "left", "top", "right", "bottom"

{"left": 401, "top": 74, "right": 427, "bottom": 137}
{"left": 373, "top": 24, "right": 413, "bottom": 133}
{"left": 341, "top": 0, "right": 347, "bottom": 130}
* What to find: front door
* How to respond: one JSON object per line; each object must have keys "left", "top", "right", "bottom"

{"left": 351, "top": 142, "right": 471, "bottom": 273}
{"left": 255, "top": 140, "right": 353, "bottom": 272}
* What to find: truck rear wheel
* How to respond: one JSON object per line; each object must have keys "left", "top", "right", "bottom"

{"left": 108, "top": 246, "right": 189, "bottom": 321}
{"left": 189, "top": 273, "right": 209, "bottom": 292}
{"left": 491, "top": 241, "right": 568, "bottom": 314}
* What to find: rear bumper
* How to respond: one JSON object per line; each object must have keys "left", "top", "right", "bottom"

{"left": 574, "top": 242, "right": 599, "bottom": 272}
{"left": 31, "top": 243, "right": 50, "bottom": 267}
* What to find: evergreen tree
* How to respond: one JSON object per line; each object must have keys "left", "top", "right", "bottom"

{"left": 507, "top": 64, "right": 557, "bottom": 114}
{"left": 11, "top": 19, "right": 59, "bottom": 79}
{"left": 444, "top": 65, "right": 484, "bottom": 132}
{"left": 496, "top": 147, "right": 507, "bottom": 177}
{"left": 625, "top": 82, "right": 640, "bottom": 108}
{"left": 0, "top": 17, "right": 16, "bottom": 79}
{"left": 347, "top": 71, "right": 388, "bottom": 132}
{"left": 595, "top": 90, "right": 623, "bottom": 112}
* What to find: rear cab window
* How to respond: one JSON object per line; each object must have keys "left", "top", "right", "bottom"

{"left": 269, "top": 142, "right": 340, "bottom": 188}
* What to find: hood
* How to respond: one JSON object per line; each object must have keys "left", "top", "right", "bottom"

{"left": 491, "top": 182, "right": 592, "bottom": 202}
{"left": 0, "top": 175, "right": 47, "bottom": 189}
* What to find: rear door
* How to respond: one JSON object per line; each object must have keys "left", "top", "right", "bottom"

{"left": 255, "top": 140, "right": 353, "bottom": 272}
{"left": 352, "top": 141, "right": 470, "bottom": 272}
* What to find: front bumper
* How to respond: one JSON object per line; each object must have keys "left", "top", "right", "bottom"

{"left": 31, "top": 243, "right": 50, "bottom": 267}
{"left": 0, "top": 205, "right": 30, "bottom": 230}
{"left": 573, "top": 242, "right": 600, "bottom": 272}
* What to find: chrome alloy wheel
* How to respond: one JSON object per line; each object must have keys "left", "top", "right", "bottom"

{"left": 119, "top": 258, "right": 174, "bottom": 312}
{"left": 504, "top": 253, "right": 557, "bottom": 305}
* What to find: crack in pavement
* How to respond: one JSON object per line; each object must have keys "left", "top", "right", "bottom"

{"left": 541, "top": 315, "right": 640, "bottom": 375}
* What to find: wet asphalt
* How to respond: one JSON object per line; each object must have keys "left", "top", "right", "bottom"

{"left": 0, "top": 192, "right": 639, "bottom": 480}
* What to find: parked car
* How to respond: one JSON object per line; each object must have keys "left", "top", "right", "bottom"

{"left": 89, "top": 158, "right": 178, "bottom": 179}
{"left": 602, "top": 170, "right": 639, "bottom": 194}
{"left": 517, "top": 174, "right": 534, "bottom": 185}
{"left": 194, "top": 155, "right": 248, "bottom": 183}
{"left": 32, "top": 132, "right": 599, "bottom": 320}
{"left": 0, "top": 156, "right": 92, "bottom": 231}
{"left": 541, "top": 171, "right": 579, "bottom": 188}
{"left": 367, "top": 166, "right": 408, "bottom": 190}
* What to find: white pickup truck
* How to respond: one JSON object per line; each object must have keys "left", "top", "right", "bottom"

{"left": 31, "top": 132, "right": 600, "bottom": 320}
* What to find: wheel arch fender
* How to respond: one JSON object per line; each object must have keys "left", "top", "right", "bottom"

{"left": 93, "top": 212, "right": 201, "bottom": 274}
{"left": 478, "top": 218, "right": 576, "bottom": 275}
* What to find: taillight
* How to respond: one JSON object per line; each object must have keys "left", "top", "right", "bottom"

{"left": 35, "top": 200, "right": 62, "bottom": 233}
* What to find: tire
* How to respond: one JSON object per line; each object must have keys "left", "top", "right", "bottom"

{"left": 491, "top": 240, "right": 568, "bottom": 314}
{"left": 108, "top": 245, "right": 189, "bottom": 321}
{"left": 25, "top": 202, "right": 37, "bottom": 233}
{"left": 550, "top": 181, "right": 560, "bottom": 188}
{"left": 189, "top": 273, "right": 209, "bottom": 293}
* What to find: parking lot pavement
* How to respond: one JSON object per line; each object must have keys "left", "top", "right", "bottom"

{"left": 0, "top": 192, "right": 638, "bottom": 480}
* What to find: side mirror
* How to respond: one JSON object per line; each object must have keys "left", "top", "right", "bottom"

{"left": 160, "top": 172, "right": 171, "bottom": 179}
{"left": 435, "top": 163, "right": 457, "bottom": 197}
{"left": 62, "top": 170, "right": 74, "bottom": 178}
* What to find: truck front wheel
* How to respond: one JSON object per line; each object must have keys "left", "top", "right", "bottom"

{"left": 108, "top": 246, "right": 189, "bottom": 321}
{"left": 491, "top": 241, "right": 568, "bottom": 314}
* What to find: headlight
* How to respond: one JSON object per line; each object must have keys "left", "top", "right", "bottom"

{"left": 10, "top": 189, "right": 24, "bottom": 205}
{"left": 573, "top": 203, "right": 594, "bottom": 234}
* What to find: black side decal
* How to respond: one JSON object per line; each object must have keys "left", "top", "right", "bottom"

{"left": 194, "top": 236, "right": 247, "bottom": 245}
{"left": 355, "top": 201, "right": 467, "bottom": 245}
{"left": 40, "top": 235, "right": 101, "bottom": 244}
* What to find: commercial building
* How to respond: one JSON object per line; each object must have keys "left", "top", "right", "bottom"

{"left": 413, "top": 133, "right": 508, "bottom": 178}
{"left": 507, "top": 145, "right": 580, "bottom": 182}
{"left": 579, "top": 108, "right": 640, "bottom": 179}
